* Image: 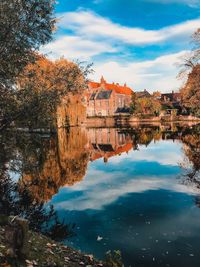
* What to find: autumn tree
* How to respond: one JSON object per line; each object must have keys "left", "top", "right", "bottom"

{"left": 180, "top": 64, "right": 200, "bottom": 116}
{"left": 131, "top": 95, "right": 161, "bottom": 116}
{"left": 15, "top": 55, "right": 89, "bottom": 129}
{"left": 180, "top": 28, "right": 200, "bottom": 116}
{"left": 0, "top": 0, "right": 55, "bottom": 130}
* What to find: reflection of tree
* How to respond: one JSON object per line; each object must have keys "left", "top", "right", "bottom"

{"left": 19, "top": 128, "right": 89, "bottom": 202}
{"left": 181, "top": 126, "right": 200, "bottom": 187}
{"left": 0, "top": 166, "right": 75, "bottom": 241}
{"left": 0, "top": 131, "right": 77, "bottom": 241}
{"left": 125, "top": 126, "right": 162, "bottom": 148}
{"left": 2, "top": 124, "right": 200, "bottom": 232}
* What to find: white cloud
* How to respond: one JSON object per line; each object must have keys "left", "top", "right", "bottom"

{"left": 90, "top": 50, "right": 188, "bottom": 92}
{"left": 57, "top": 10, "right": 200, "bottom": 45}
{"left": 42, "top": 10, "right": 197, "bottom": 92}
{"left": 42, "top": 36, "right": 116, "bottom": 60}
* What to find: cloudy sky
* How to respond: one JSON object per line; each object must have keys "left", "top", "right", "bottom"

{"left": 42, "top": 0, "right": 200, "bottom": 92}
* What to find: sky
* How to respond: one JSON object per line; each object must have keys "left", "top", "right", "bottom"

{"left": 42, "top": 0, "right": 200, "bottom": 93}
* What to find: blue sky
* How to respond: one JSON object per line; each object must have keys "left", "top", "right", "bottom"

{"left": 42, "top": 0, "right": 200, "bottom": 92}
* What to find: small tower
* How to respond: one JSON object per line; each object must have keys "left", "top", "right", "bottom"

{"left": 100, "top": 76, "right": 106, "bottom": 85}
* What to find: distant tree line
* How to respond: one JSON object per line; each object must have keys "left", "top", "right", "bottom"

{"left": 130, "top": 28, "right": 200, "bottom": 118}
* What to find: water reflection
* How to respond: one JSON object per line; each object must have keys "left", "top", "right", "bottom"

{"left": 1, "top": 124, "right": 200, "bottom": 266}
{"left": 19, "top": 128, "right": 90, "bottom": 202}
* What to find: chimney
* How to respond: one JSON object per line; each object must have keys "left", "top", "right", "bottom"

{"left": 124, "top": 83, "right": 127, "bottom": 87}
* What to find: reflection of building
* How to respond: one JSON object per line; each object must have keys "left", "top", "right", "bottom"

{"left": 87, "top": 128, "right": 133, "bottom": 162}
{"left": 19, "top": 128, "right": 134, "bottom": 201}
{"left": 86, "top": 77, "right": 133, "bottom": 117}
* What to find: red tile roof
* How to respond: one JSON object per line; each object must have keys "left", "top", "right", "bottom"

{"left": 88, "top": 80, "right": 133, "bottom": 96}
{"left": 90, "top": 142, "right": 133, "bottom": 161}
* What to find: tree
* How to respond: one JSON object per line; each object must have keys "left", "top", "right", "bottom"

{"left": 131, "top": 96, "right": 161, "bottom": 116}
{"left": 0, "top": 0, "right": 55, "bottom": 85}
{"left": 0, "top": 0, "right": 56, "bottom": 130}
{"left": 180, "top": 28, "right": 200, "bottom": 116}
{"left": 0, "top": 54, "right": 90, "bottom": 130}
{"left": 15, "top": 55, "right": 88, "bottom": 129}
{"left": 180, "top": 64, "right": 200, "bottom": 116}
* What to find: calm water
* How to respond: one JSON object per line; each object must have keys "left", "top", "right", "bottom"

{"left": 1, "top": 124, "right": 200, "bottom": 266}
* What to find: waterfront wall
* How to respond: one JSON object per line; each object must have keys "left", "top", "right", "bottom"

{"left": 86, "top": 115, "right": 200, "bottom": 128}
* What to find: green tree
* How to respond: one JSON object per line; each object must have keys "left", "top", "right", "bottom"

{"left": 131, "top": 96, "right": 161, "bottom": 116}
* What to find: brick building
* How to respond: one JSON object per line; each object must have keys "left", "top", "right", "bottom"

{"left": 86, "top": 77, "right": 133, "bottom": 117}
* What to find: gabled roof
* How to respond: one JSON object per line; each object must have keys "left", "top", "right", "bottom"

{"left": 135, "top": 90, "right": 151, "bottom": 98}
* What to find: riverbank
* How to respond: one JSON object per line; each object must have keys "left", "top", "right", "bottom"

{"left": 0, "top": 225, "right": 109, "bottom": 267}
{"left": 86, "top": 115, "right": 200, "bottom": 128}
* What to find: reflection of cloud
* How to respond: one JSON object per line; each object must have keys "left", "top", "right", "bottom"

{"left": 51, "top": 141, "right": 197, "bottom": 211}
{"left": 50, "top": 141, "right": 198, "bottom": 213}
{"left": 53, "top": 171, "right": 198, "bottom": 211}
{"left": 109, "top": 140, "right": 184, "bottom": 166}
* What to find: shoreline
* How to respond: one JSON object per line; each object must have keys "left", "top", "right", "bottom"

{"left": 0, "top": 224, "right": 108, "bottom": 267}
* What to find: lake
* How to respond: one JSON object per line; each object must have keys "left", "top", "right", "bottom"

{"left": 1, "top": 123, "right": 200, "bottom": 266}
